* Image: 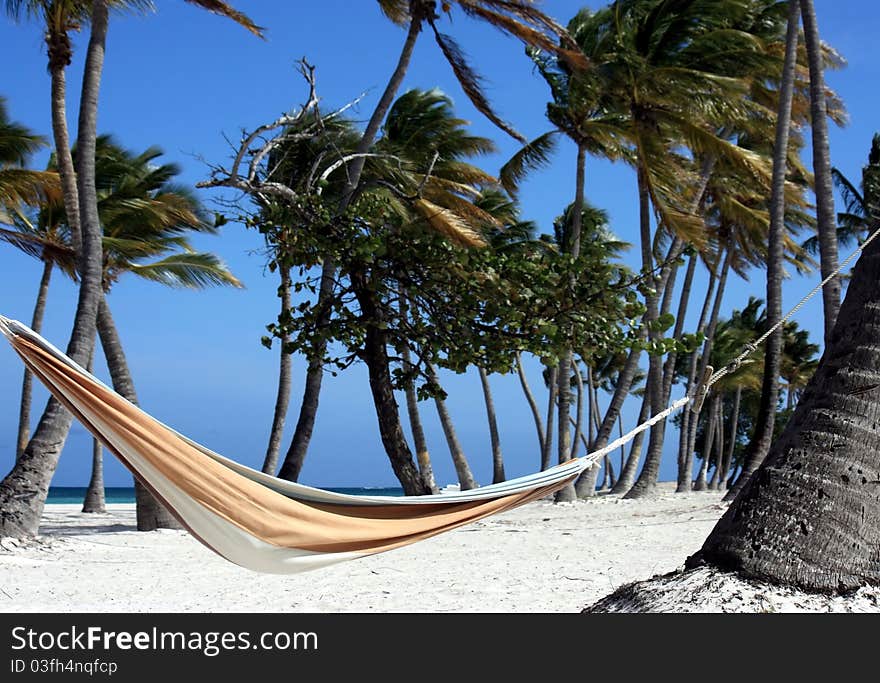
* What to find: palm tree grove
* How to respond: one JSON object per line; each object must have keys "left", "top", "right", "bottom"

{"left": 0, "top": 0, "right": 878, "bottom": 616}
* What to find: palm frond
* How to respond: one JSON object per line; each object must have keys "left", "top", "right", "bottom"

{"left": 128, "top": 252, "right": 243, "bottom": 289}
{"left": 412, "top": 198, "right": 487, "bottom": 248}
{"left": 499, "top": 130, "right": 558, "bottom": 196}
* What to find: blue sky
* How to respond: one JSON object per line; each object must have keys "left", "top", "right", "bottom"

{"left": 1, "top": 0, "right": 878, "bottom": 489}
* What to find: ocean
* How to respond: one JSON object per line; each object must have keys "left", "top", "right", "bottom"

{"left": 46, "top": 486, "right": 405, "bottom": 504}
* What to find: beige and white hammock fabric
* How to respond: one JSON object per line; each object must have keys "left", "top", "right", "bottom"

{"left": 0, "top": 315, "right": 689, "bottom": 574}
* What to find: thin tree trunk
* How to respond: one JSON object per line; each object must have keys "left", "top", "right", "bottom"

{"left": 624, "top": 166, "right": 666, "bottom": 499}
{"left": 691, "top": 174, "right": 880, "bottom": 590}
{"left": 800, "top": 0, "right": 841, "bottom": 342}
{"left": 677, "top": 273, "right": 718, "bottom": 490}
{"left": 398, "top": 296, "right": 438, "bottom": 493}
{"left": 17, "top": 259, "right": 53, "bottom": 460}
{"left": 611, "top": 392, "right": 651, "bottom": 494}
{"left": 81, "top": 350, "right": 105, "bottom": 514}
{"left": 277, "top": 14, "right": 424, "bottom": 481}
{"left": 575, "top": 344, "right": 642, "bottom": 497}
{"left": 686, "top": 245, "right": 734, "bottom": 469}
{"left": 515, "top": 352, "right": 545, "bottom": 464}
{"left": 618, "top": 415, "right": 625, "bottom": 473}
{"left": 261, "top": 263, "right": 292, "bottom": 475}
{"left": 348, "top": 269, "right": 428, "bottom": 495}
{"left": 95, "top": 297, "right": 181, "bottom": 530}
{"left": 478, "top": 366, "right": 505, "bottom": 484}
{"left": 47, "top": 31, "right": 82, "bottom": 253}
{"left": 429, "top": 363, "right": 477, "bottom": 491}
{"left": 604, "top": 455, "right": 616, "bottom": 490}
{"left": 572, "top": 361, "right": 586, "bottom": 461}
{"left": 693, "top": 394, "right": 718, "bottom": 492}
{"left": 555, "top": 145, "right": 586, "bottom": 503}
{"left": 718, "top": 385, "right": 742, "bottom": 490}
{"left": 0, "top": 1, "right": 107, "bottom": 538}
{"left": 708, "top": 396, "right": 725, "bottom": 490}
{"left": 724, "top": 2, "right": 799, "bottom": 502}
{"left": 402, "top": 349, "right": 438, "bottom": 493}
{"left": 542, "top": 365, "right": 558, "bottom": 472}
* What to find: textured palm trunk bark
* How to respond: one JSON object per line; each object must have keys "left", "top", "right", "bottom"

{"left": 515, "top": 352, "right": 545, "bottom": 466}
{"left": 278, "top": 13, "right": 424, "bottom": 481}
{"left": 691, "top": 200, "right": 880, "bottom": 590}
{"left": 428, "top": 363, "right": 477, "bottom": 491}
{"left": 478, "top": 366, "right": 505, "bottom": 484}
{"left": 0, "top": 2, "right": 108, "bottom": 538}
{"left": 724, "top": 2, "right": 799, "bottom": 502}
{"left": 261, "top": 264, "right": 292, "bottom": 475}
{"left": 800, "top": 0, "right": 841, "bottom": 342}
{"left": 96, "top": 297, "right": 181, "bottom": 530}
{"left": 17, "top": 259, "right": 53, "bottom": 460}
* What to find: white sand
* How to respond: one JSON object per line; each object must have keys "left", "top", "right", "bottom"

{"left": 1, "top": 483, "right": 875, "bottom": 612}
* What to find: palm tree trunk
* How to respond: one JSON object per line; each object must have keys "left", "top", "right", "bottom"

{"left": 708, "top": 396, "right": 725, "bottom": 490}
{"left": 724, "top": 2, "right": 799, "bottom": 502}
{"left": 0, "top": 1, "right": 107, "bottom": 538}
{"left": 16, "top": 259, "right": 53, "bottom": 460}
{"left": 575, "top": 343, "right": 642, "bottom": 497}
{"left": 398, "top": 295, "right": 438, "bottom": 493}
{"left": 624, "top": 166, "right": 666, "bottom": 499}
{"left": 81, "top": 351, "right": 105, "bottom": 514}
{"left": 691, "top": 180, "right": 880, "bottom": 590}
{"left": 47, "top": 29, "right": 82, "bottom": 252}
{"left": 693, "top": 394, "right": 718, "bottom": 492}
{"left": 515, "top": 352, "right": 545, "bottom": 464}
{"left": 95, "top": 297, "right": 181, "bottom": 530}
{"left": 478, "top": 366, "right": 505, "bottom": 484}
{"left": 555, "top": 145, "right": 587, "bottom": 503}
{"left": 429, "top": 363, "right": 477, "bottom": 490}
{"left": 542, "top": 365, "right": 558, "bottom": 471}
{"left": 611, "top": 392, "right": 651, "bottom": 494}
{"left": 800, "top": 0, "right": 841, "bottom": 342}
{"left": 677, "top": 269, "right": 717, "bottom": 491}
{"left": 277, "top": 12, "right": 424, "bottom": 481}
{"left": 261, "top": 263, "right": 292, "bottom": 475}
{"left": 348, "top": 269, "right": 428, "bottom": 495}
{"left": 719, "top": 385, "right": 742, "bottom": 490}
{"left": 402, "top": 349, "right": 438, "bottom": 493}
{"left": 686, "top": 245, "right": 734, "bottom": 467}
{"left": 572, "top": 361, "right": 586, "bottom": 461}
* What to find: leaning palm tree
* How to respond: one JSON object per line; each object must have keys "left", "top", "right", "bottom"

{"left": 723, "top": 0, "right": 802, "bottom": 503}
{"left": 0, "top": 0, "right": 260, "bottom": 538}
{"left": 2, "top": 137, "right": 241, "bottom": 519}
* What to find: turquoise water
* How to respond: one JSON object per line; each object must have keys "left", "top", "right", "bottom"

{"left": 47, "top": 486, "right": 405, "bottom": 504}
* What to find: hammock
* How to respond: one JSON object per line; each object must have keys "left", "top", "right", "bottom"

{"left": 0, "top": 315, "right": 621, "bottom": 574}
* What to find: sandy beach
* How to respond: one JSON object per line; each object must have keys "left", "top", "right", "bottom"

{"left": 0, "top": 483, "right": 729, "bottom": 613}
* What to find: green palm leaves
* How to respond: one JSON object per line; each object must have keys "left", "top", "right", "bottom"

{"left": 0, "top": 97, "right": 58, "bottom": 218}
